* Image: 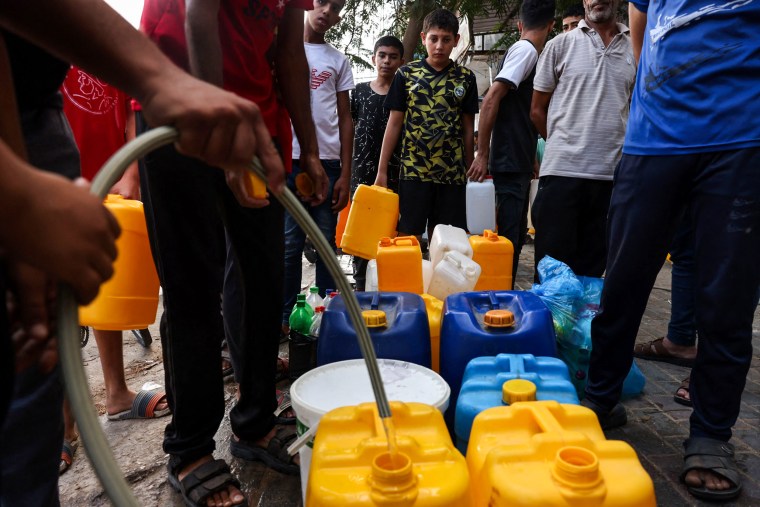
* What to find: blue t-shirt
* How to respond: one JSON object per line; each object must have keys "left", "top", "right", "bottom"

{"left": 624, "top": 0, "right": 760, "bottom": 155}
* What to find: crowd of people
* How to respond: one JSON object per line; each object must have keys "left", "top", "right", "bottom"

{"left": 1, "top": 0, "right": 758, "bottom": 505}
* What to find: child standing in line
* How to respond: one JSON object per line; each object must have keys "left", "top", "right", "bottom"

{"left": 350, "top": 35, "right": 404, "bottom": 290}
{"left": 375, "top": 8, "right": 478, "bottom": 240}
{"left": 283, "top": 0, "right": 354, "bottom": 325}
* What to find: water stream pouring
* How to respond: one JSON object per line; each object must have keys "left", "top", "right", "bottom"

{"left": 57, "top": 126, "right": 393, "bottom": 506}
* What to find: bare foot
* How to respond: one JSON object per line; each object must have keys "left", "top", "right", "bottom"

{"left": 684, "top": 468, "right": 734, "bottom": 492}
{"left": 178, "top": 456, "right": 246, "bottom": 507}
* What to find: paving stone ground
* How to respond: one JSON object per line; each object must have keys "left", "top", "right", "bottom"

{"left": 59, "top": 245, "right": 759, "bottom": 506}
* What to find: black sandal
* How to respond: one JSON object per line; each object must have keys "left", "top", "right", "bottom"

{"left": 681, "top": 437, "right": 742, "bottom": 501}
{"left": 230, "top": 427, "right": 300, "bottom": 475}
{"left": 167, "top": 457, "right": 248, "bottom": 507}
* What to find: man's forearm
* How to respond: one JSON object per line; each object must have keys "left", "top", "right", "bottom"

{"left": 0, "top": 0, "right": 184, "bottom": 105}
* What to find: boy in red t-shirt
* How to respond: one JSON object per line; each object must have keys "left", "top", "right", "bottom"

{"left": 58, "top": 67, "right": 170, "bottom": 476}
{"left": 138, "top": 1, "right": 326, "bottom": 504}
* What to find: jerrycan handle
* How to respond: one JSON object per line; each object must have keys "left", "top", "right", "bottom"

{"left": 371, "top": 291, "right": 380, "bottom": 311}
{"left": 488, "top": 291, "right": 499, "bottom": 310}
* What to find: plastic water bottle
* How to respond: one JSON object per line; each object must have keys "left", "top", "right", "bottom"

{"left": 310, "top": 306, "right": 325, "bottom": 337}
{"left": 323, "top": 291, "right": 339, "bottom": 310}
{"left": 306, "top": 286, "right": 323, "bottom": 311}
{"left": 466, "top": 177, "right": 496, "bottom": 235}
{"left": 289, "top": 299, "right": 313, "bottom": 335}
{"left": 292, "top": 293, "right": 314, "bottom": 318}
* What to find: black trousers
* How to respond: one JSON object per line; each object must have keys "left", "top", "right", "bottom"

{"left": 531, "top": 175, "right": 613, "bottom": 281}
{"left": 586, "top": 149, "right": 760, "bottom": 442}
{"left": 138, "top": 115, "right": 283, "bottom": 467}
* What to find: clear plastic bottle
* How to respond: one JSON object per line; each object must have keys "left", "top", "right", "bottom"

{"left": 289, "top": 299, "right": 313, "bottom": 335}
{"left": 323, "top": 291, "right": 339, "bottom": 310}
{"left": 306, "top": 286, "right": 324, "bottom": 311}
{"left": 310, "top": 306, "right": 325, "bottom": 337}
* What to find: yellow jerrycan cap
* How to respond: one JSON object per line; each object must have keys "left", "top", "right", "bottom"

{"left": 483, "top": 309, "right": 515, "bottom": 328}
{"left": 362, "top": 309, "right": 387, "bottom": 328}
{"left": 502, "top": 379, "right": 537, "bottom": 404}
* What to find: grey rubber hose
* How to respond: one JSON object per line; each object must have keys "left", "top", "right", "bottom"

{"left": 58, "top": 126, "right": 391, "bottom": 506}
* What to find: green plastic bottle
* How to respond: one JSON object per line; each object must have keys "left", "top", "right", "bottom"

{"left": 289, "top": 299, "right": 313, "bottom": 335}
{"left": 292, "top": 293, "right": 314, "bottom": 318}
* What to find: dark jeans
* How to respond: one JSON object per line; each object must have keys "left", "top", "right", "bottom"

{"left": 282, "top": 160, "right": 341, "bottom": 324}
{"left": 668, "top": 213, "right": 697, "bottom": 347}
{"left": 139, "top": 115, "right": 283, "bottom": 467}
{"left": 531, "top": 175, "right": 613, "bottom": 281}
{"left": 586, "top": 149, "right": 760, "bottom": 442}
{"left": 493, "top": 172, "right": 533, "bottom": 280}
{"left": 1, "top": 96, "right": 76, "bottom": 507}
{"left": 352, "top": 256, "right": 369, "bottom": 291}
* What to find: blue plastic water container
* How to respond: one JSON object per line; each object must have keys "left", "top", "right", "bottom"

{"left": 440, "top": 291, "right": 556, "bottom": 426}
{"left": 317, "top": 292, "right": 431, "bottom": 368}
{"left": 454, "top": 354, "right": 578, "bottom": 452}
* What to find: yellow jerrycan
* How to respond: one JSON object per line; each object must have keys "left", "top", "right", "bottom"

{"left": 307, "top": 401, "right": 470, "bottom": 507}
{"left": 79, "top": 194, "right": 160, "bottom": 330}
{"left": 469, "top": 230, "right": 513, "bottom": 291}
{"left": 466, "top": 401, "right": 656, "bottom": 507}
{"left": 376, "top": 236, "right": 424, "bottom": 294}
{"left": 340, "top": 184, "right": 399, "bottom": 259}
{"left": 420, "top": 294, "right": 443, "bottom": 372}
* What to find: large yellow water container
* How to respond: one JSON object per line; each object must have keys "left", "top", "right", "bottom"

{"left": 307, "top": 401, "right": 470, "bottom": 507}
{"left": 340, "top": 184, "right": 399, "bottom": 259}
{"left": 469, "top": 230, "right": 513, "bottom": 291}
{"left": 79, "top": 195, "right": 160, "bottom": 330}
{"left": 420, "top": 294, "right": 443, "bottom": 372}
{"left": 376, "top": 236, "right": 423, "bottom": 294}
{"left": 467, "top": 401, "right": 656, "bottom": 507}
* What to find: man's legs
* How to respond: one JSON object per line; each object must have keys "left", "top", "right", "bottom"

{"left": 493, "top": 172, "right": 532, "bottom": 279}
{"left": 574, "top": 179, "right": 613, "bottom": 278}
{"left": 687, "top": 148, "right": 760, "bottom": 441}
{"left": 585, "top": 154, "right": 691, "bottom": 410}
{"left": 282, "top": 159, "right": 341, "bottom": 325}
{"left": 531, "top": 176, "right": 583, "bottom": 281}
{"left": 140, "top": 138, "right": 227, "bottom": 465}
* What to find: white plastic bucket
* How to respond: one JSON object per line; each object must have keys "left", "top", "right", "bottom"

{"left": 427, "top": 250, "right": 482, "bottom": 301}
{"left": 466, "top": 178, "right": 496, "bottom": 235}
{"left": 290, "top": 358, "right": 450, "bottom": 502}
{"left": 428, "top": 224, "right": 472, "bottom": 269}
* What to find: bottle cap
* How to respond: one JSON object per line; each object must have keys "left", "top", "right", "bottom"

{"left": 483, "top": 309, "right": 515, "bottom": 328}
{"left": 310, "top": 286, "right": 319, "bottom": 293}
{"left": 362, "top": 310, "right": 387, "bottom": 328}
{"left": 315, "top": 306, "right": 325, "bottom": 313}
{"left": 296, "top": 300, "right": 306, "bottom": 307}
{"left": 296, "top": 293, "right": 306, "bottom": 301}
{"left": 502, "top": 379, "right": 537, "bottom": 404}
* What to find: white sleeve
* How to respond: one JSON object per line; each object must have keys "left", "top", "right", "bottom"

{"left": 494, "top": 40, "right": 538, "bottom": 89}
{"left": 336, "top": 54, "right": 355, "bottom": 93}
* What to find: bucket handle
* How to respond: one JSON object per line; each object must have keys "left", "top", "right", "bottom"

{"left": 287, "top": 422, "right": 319, "bottom": 456}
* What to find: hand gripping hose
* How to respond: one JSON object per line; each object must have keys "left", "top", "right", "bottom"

{"left": 57, "top": 126, "right": 391, "bottom": 506}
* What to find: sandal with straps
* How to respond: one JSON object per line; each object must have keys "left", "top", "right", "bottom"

{"left": 230, "top": 427, "right": 300, "bottom": 476}
{"left": 681, "top": 437, "right": 742, "bottom": 501}
{"left": 168, "top": 457, "right": 248, "bottom": 507}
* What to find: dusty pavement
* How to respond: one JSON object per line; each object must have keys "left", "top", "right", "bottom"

{"left": 58, "top": 246, "right": 760, "bottom": 506}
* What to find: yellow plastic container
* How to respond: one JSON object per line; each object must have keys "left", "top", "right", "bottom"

{"left": 376, "top": 236, "right": 423, "bottom": 294}
{"left": 467, "top": 401, "right": 656, "bottom": 507}
{"left": 421, "top": 293, "right": 443, "bottom": 372}
{"left": 470, "top": 230, "right": 513, "bottom": 291}
{"left": 335, "top": 199, "right": 351, "bottom": 248}
{"left": 79, "top": 195, "right": 160, "bottom": 330}
{"left": 244, "top": 172, "right": 267, "bottom": 199}
{"left": 307, "top": 401, "right": 471, "bottom": 507}
{"left": 341, "top": 184, "right": 399, "bottom": 259}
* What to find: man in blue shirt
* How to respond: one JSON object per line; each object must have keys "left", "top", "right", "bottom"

{"left": 582, "top": 0, "right": 760, "bottom": 502}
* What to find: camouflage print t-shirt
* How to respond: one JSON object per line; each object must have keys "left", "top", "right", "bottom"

{"left": 385, "top": 59, "right": 478, "bottom": 184}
